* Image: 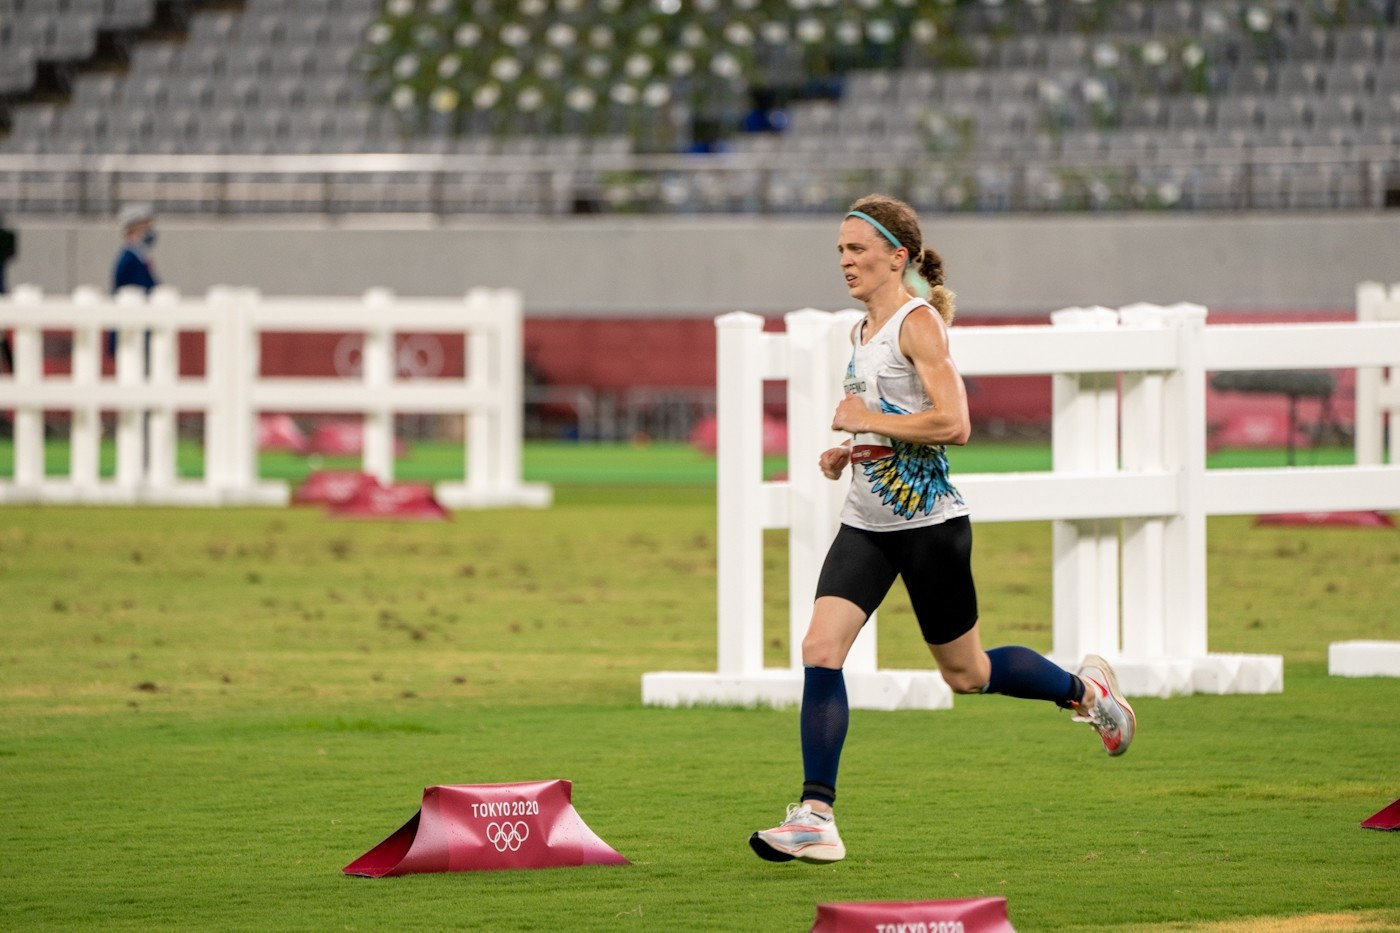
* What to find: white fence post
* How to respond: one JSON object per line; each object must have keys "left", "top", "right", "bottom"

{"left": 1116, "top": 304, "right": 1187, "bottom": 696}
{"left": 202, "top": 286, "right": 235, "bottom": 494}
{"left": 1355, "top": 281, "right": 1398, "bottom": 466}
{"left": 360, "top": 288, "right": 395, "bottom": 486}
{"left": 1161, "top": 304, "right": 1211, "bottom": 660}
{"left": 10, "top": 286, "right": 44, "bottom": 489}
{"left": 714, "top": 311, "right": 768, "bottom": 679}
{"left": 1049, "top": 307, "right": 1121, "bottom": 666}
{"left": 489, "top": 288, "right": 526, "bottom": 499}
{"left": 231, "top": 287, "right": 265, "bottom": 501}
{"left": 463, "top": 291, "right": 494, "bottom": 499}
{"left": 784, "top": 309, "right": 875, "bottom": 673}
{"left": 69, "top": 286, "right": 103, "bottom": 490}
{"left": 113, "top": 286, "right": 147, "bottom": 493}
{"left": 1339, "top": 281, "right": 1400, "bottom": 680}
{"left": 146, "top": 286, "right": 181, "bottom": 491}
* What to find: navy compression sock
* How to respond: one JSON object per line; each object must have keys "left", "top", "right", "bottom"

{"left": 800, "top": 665, "right": 848, "bottom": 806}
{"left": 982, "top": 645, "right": 1085, "bottom": 709}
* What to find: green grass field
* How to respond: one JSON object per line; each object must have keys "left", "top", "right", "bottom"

{"left": 2, "top": 442, "right": 1398, "bottom": 931}
{"left": 0, "top": 434, "right": 1364, "bottom": 485}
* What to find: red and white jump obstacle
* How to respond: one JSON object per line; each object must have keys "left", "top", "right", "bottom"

{"left": 643, "top": 284, "right": 1400, "bottom": 709}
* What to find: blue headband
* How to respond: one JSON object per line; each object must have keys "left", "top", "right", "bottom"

{"left": 848, "top": 209, "right": 931, "bottom": 298}
{"left": 846, "top": 210, "right": 905, "bottom": 257}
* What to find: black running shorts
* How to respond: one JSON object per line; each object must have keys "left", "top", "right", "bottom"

{"left": 814, "top": 516, "right": 979, "bottom": 646}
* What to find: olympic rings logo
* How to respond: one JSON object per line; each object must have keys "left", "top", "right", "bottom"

{"left": 333, "top": 334, "right": 445, "bottom": 379}
{"left": 485, "top": 821, "right": 530, "bottom": 852}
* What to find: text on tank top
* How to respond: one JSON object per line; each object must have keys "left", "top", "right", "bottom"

{"left": 838, "top": 297, "right": 969, "bottom": 531}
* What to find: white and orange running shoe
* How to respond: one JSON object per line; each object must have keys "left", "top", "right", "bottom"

{"left": 1073, "top": 654, "right": 1136, "bottom": 757}
{"left": 749, "top": 803, "right": 846, "bottom": 864}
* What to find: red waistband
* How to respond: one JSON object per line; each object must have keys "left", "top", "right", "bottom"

{"left": 850, "top": 444, "right": 894, "bottom": 463}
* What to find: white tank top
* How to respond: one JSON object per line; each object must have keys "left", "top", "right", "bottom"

{"left": 838, "top": 297, "right": 970, "bottom": 531}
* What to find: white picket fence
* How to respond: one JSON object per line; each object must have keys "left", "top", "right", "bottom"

{"left": 643, "top": 285, "right": 1400, "bottom": 710}
{"left": 0, "top": 285, "right": 551, "bottom": 509}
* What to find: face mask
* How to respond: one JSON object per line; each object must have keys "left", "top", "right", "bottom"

{"left": 141, "top": 230, "right": 158, "bottom": 248}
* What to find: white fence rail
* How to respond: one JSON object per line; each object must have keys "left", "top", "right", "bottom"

{"left": 643, "top": 286, "right": 1400, "bottom": 710}
{"left": 0, "top": 285, "right": 551, "bottom": 509}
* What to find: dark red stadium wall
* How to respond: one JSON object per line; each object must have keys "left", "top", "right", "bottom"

{"left": 521, "top": 310, "right": 1356, "bottom": 429}
{"left": 168, "top": 308, "right": 1353, "bottom": 429}
{"left": 204, "top": 319, "right": 729, "bottom": 386}
{"left": 522, "top": 318, "right": 722, "bottom": 390}
{"left": 517, "top": 315, "right": 1052, "bottom": 426}
{"left": 219, "top": 319, "right": 721, "bottom": 385}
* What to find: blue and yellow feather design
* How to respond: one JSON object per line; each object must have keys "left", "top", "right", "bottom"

{"left": 860, "top": 398, "right": 963, "bottom": 520}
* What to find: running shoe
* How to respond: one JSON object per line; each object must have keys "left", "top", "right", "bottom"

{"left": 1072, "top": 654, "right": 1136, "bottom": 757}
{"left": 749, "top": 803, "right": 846, "bottom": 864}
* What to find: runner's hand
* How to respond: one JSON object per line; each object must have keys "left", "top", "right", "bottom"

{"left": 831, "top": 395, "right": 869, "bottom": 434}
{"left": 819, "top": 445, "right": 851, "bottom": 480}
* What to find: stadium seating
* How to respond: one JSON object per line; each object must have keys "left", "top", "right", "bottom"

{"left": 0, "top": 0, "right": 1395, "bottom": 214}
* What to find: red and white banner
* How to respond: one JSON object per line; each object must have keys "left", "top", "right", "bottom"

{"left": 343, "top": 780, "right": 630, "bottom": 876}
{"left": 811, "top": 897, "right": 1015, "bottom": 933}
{"left": 257, "top": 413, "right": 308, "bottom": 453}
{"left": 292, "top": 470, "right": 379, "bottom": 506}
{"left": 293, "top": 471, "right": 449, "bottom": 519}
{"left": 307, "top": 420, "right": 407, "bottom": 458}
{"left": 328, "top": 481, "right": 449, "bottom": 520}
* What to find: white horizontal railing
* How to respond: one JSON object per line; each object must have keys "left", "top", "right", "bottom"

{"left": 0, "top": 285, "right": 551, "bottom": 509}
{"left": 0, "top": 146, "right": 1391, "bottom": 214}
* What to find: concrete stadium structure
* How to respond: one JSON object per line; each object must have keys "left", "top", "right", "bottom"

{"left": 9, "top": 211, "right": 1400, "bottom": 317}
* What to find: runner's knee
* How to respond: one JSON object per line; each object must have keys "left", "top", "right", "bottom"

{"left": 940, "top": 665, "right": 988, "bottom": 694}
{"left": 802, "top": 631, "right": 847, "bottom": 668}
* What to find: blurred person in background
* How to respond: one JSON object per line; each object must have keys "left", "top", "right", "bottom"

{"left": 112, "top": 203, "right": 158, "bottom": 296}
{"left": 109, "top": 204, "right": 159, "bottom": 362}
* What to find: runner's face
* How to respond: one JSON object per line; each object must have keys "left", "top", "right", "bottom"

{"left": 837, "top": 218, "right": 902, "bottom": 303}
